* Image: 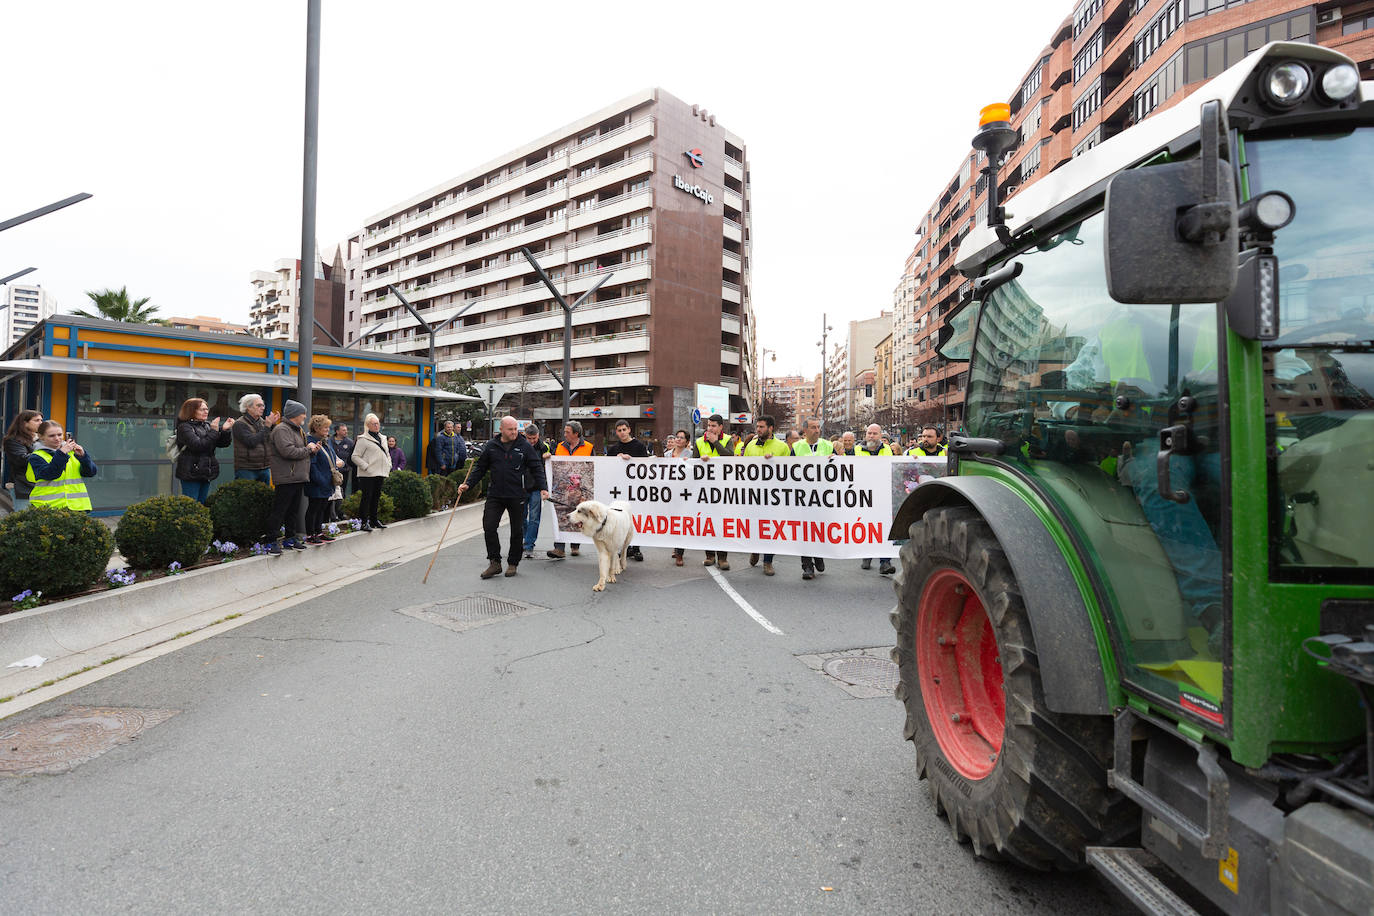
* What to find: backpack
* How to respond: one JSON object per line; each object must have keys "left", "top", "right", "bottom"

{"left": 165, "top": 431, "right": 182, "bottom": 463}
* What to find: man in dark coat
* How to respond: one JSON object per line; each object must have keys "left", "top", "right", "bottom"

{"left": 457, "top": 416, "right": 548, "bottom": 580}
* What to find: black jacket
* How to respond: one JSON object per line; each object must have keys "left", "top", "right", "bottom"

{"left": 3, "top": 435, "right": 36, "bottom": 498}
{"left": 605, "top": 438, "right": 649, "bottom": 457}
{"left": 176, "top": 420, "right": 232, "bottom": 482}
{"left": 464, "top": 435, "right": 547, "bottom": 500}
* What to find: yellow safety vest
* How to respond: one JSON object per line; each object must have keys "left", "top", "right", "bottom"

{"left": 856, "top": 444, "right": 893, "bottom": 456}
{"left": 793, "top": 439, "right": 833, "bottom": 456}
{"left": 695, "top": 436, "right": 732, "bottom": 457}
{"left": 743, "top": 438, "right": 790, "bottom": 457}
{"left": 26, "top": 448, "right": 93, "bottom": 511}
{"left": 906, "top": 445, "right": 946, "bottom": 457}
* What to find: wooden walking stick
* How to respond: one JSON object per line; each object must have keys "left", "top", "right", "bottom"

{"left": 423, "top": 471, "right": 471, "bottom": 585}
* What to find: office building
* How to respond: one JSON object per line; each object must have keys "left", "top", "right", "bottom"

{"left": 892, "top": 0, "right": 1374, "bottom": 429}
{"left": 248, "top": 247, "right": 346, "bottom": 346}
{"left": 346, "top": 89, "right": 754, "bottom": 445}
{"left": 2, "top": 283, "right": 58, "bottom": 347}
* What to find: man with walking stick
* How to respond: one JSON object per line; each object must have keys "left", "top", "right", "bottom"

{"left": 456, "top": 416, "right": 548, "bottom": 579}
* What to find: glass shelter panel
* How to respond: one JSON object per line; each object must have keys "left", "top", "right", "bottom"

{"left": 965, "top": 212, "right": 1226, "bottom": 715}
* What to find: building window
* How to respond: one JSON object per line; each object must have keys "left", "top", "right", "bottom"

{"left": 1020, "top": 64, "right": 1043, "bottom": 108}
{"left": 1074, "top": 28, "right": 1104, "bottom": 83}
{"left": 1182, "top": 11, "right": 1314, "bottom": 83}
{"left": 624, "top": 247, "right": 648, "bottom": 263}
{"left": 1135, "top": 52, "right": 1183, "bottom": 122}
{"left": 1073, "top": 0, "right": 1103, "bottom": 38}
{"left": 1073, "top": 78, "right": 1103, "bottom": 130}
{"left": 1073, "top": 127, "right": 1103, "bottom": 157}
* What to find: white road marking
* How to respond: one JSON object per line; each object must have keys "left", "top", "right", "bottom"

{"left": 708, "top": 566, "right": 785, "bottom": 635}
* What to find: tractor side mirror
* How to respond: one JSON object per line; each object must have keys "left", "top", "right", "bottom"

{"left": 1104, "top": 100, "right": 1238, "bottom": 304}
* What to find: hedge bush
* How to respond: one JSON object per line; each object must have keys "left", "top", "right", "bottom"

{"left": 0, "top": 508, "right": 115, "bottom": 599}
{"left": 207, "top": 478, "right": 274, "bottom": 546}
{"left": 453, "top": 462, "right": 487, "bottom": 504}
{"left": 427, "top": 473, "right": 458, "bottom": 510}
{"left": 382, "top": 470, "right": 431, "bottom": 520}
{"left": 341, "top": 490, "right": 395, "bottom": 524}
{"left": 116, "top": 495, "right": 214, "bottom": 569}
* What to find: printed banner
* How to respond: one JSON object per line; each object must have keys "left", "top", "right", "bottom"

{"left": 546, "top": 456, "right": 946, "bottom": 559}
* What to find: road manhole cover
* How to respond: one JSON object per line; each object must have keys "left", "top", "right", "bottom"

{"left": 796, "top": 647, "right": 899, "bottom": 699}
{"left": 0, "top": 707, "right": 179, "bottom": 776}
{"left": 395, "top": 593, "right": 548, "bottom": 633}
{"left": 822, "top": 656, "right": 900, "bottom": 690}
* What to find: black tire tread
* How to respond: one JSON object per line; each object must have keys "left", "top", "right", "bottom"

{"left": 890, "top": 505, "right": 1136, "bottom": 870}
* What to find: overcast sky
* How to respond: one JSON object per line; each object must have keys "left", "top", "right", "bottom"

{"left": 3, "top": 1, "right": 1058, "bottom": 376}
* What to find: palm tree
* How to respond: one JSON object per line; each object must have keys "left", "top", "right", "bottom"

{"left": 73, "top": 287, "right": 160, "bottom": 323}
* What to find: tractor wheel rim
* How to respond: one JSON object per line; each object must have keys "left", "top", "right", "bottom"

{"left": 916, "top": 568, "right": 1006, "bottom": 780}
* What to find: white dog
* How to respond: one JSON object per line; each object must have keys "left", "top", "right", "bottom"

{"left": 566, "top": 500, "right": 634, "bottom": 591}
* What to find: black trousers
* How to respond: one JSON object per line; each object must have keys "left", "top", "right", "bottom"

{"left": 357, "top": 476, "right": 383, "bottom": 523}
{"left": 305, "top": 496, "right": 330, "bottom": 536}
{"left": 483, "top": 496, "right": 525, "bottom": 565}
{"left": 265, "top": 482, "right": 305, "bottom": 542}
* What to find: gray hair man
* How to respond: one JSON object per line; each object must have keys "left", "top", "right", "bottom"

{"left": 232, "top": 393, "right": 279, "bottom": 483}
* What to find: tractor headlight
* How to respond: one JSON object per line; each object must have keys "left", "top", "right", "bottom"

{"left": 1263, "top": 62, "right": 1312, "bottom": 110}
{"left": 1319, "top": 63, "right": 1360, "bottom": 103}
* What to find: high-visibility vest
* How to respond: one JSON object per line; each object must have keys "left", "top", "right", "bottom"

{"left": 26, "top": 448, "right": 93, "bottom": 511}
{"left": 793, "top": 438, "right": 833, "bottom": 456}
{"left": 907, "top": 445, "right": 946, "bottom": 457}
{"left": 555, "top": 440, "right": 593, "bottom": 457}
{"left": 743, "top": 437, "right": 790, "bottom": 457}
{"left": 856, "top": 444, "right": 893, "bottom": 456}
{"left": 695, "top": 436, "right": 732, "bottom": 457}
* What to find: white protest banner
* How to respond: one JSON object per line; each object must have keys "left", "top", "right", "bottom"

{"left": 546, "top": 456, "right": 946, "bottom": 559}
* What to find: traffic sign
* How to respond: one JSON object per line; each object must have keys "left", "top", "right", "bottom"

{"left": 692, "top": 408, "right": 702, "bottom": 425}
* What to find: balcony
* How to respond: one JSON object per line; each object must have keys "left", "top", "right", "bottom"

{"left": 721, "top": 345, "right": 740, "bottom": 365}
{"left": 723, "top": 188, "right": 743, "bottom": 211}
{"left": 568, "top": 116, "right": 656, "bottom": 169}
{"left": 722, "top": 251, "right": 742, "bottom": 273}
{"left": 567, "top": 187, "right": 654, "bottom": 231}
{"left": 721, "top": 313, "right": 741, "bottom": 336}
{"left": 723, "top": 219, "right": 742, "bottom": 245}
{"left": 722, "top": 281, "right": 741, "bottom": 304}
{"left": 724, "top": 155, "right": 744, "bottom": 182}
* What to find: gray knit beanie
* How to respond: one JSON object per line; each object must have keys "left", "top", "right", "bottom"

{"left": 282, "top": 399, "right": 307, "bottom": 421}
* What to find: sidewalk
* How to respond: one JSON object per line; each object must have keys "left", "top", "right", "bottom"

{"left": 0, "top": 504, "right": 485, "bottom": 714}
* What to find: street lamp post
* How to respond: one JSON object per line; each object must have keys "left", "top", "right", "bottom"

{"left": 296, "top": 0, "right": 322, "bottom": 408}
{"left": 519, "top": 247, "right": 612, "bottom": 433}
{"left": 757, "top": 347, "right": 776, "bottom": 416}
{"left": 816, "top": 313, "right": 833, "bottom": 434}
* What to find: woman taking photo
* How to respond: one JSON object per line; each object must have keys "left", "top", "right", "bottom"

{"left": 175, "top": 398, "right": 234, "bottom": 504}
{"left": 3, "top": 409, "right": 43, "bottom": 512}
{"left": 351, "top": 412, "right": 391, "bottom": 531}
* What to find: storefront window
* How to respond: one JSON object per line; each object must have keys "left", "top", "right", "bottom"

{"left": 312, "top": 394, "right": 356, "bottom": 432}
{"left": 363, "top": 395, "right": 416, "bottom": 466}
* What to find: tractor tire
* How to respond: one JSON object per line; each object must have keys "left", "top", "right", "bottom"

{"left": 889, "top": 506, "right": 1133, "bottom": 870}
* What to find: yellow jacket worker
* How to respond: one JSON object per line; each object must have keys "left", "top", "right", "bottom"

{"left": 26, "top": 421, "right": 98, "bottom": 511}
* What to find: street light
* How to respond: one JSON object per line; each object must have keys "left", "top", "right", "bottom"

{"left": 757, "top": 346, "right": 776, "bottom": 415}
{"left": 816, "top": 313, "right": 834, "bottom": 433}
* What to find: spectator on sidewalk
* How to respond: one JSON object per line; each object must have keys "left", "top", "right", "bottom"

{"left": 331, "top": 423, "right": 355, "bottom": 496}
{"left": 174, "top": 398, "right": 234, "bottom": 504}
{"left": 386, "top": 435, "right": 406, "bottom": 472}
{"left": 305, "top": 415, "right": 336, "bottom": 543}
{"left": 351, "top": 413, "right": 392, "bottom": 532}
{"left": 3, "top": 409, "right": 43, "bottom": 512}
{"left": 521, "top": 423, "right": 552, "bottom": 559}
{"left": 434, "top": 419, "right": 467, "bottom": 475}
{"left": 605, "top": 419, "right": 648, "bottom": 562}
{"left": 458, "top": 416, "right": 548, "bottom": 579}
{"left": 26, "top": 420, "right": 97, "bottom": 511}
{"left": 232, "top": 394, "right": 278, "bottom": 483}
{"left": 264, "top": 400, "right": 314, "bottom": 555}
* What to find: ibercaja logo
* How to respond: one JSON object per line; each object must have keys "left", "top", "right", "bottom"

{"left": 684, "top": 148, "right": 704, "bottom": 168}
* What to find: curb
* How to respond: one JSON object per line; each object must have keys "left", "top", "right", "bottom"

{"left": 0, "top": 505, "right": 484, "bottom": 704}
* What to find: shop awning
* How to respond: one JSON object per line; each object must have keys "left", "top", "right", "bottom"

{"left": 0, "top": 357, "right": 478, "bottom": 401}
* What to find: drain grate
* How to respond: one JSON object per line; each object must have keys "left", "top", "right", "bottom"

{"left": 0, "top": 707, "right": 179, "bottom": 776}
{"left": 394, "top": 593, "right": 548, "bottom": 633}
{"left": 823, "top": 656, "right": 900, "bottom": 690}
{"left": 796, "top": 647, "right": 899, "bottom": 699}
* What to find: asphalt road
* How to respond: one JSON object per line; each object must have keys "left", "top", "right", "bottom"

{"left": 0, "top": 525, "right": 1125, "bottom": 914}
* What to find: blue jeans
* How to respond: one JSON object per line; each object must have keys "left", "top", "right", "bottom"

{"left": 181, "top": 479, "right": 211, "bottom": 504}
{"left": 235, "top": 468, "right": 271, "bottom": 484}
{"left": 523, "top": 491, "right": 543, "bottom": 550}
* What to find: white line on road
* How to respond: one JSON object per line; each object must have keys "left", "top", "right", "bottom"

{"left": 708, "top": 566, "right": 785, "bottom": 635}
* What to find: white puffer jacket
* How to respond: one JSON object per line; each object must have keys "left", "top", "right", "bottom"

{"left": 351, "top": 431, "right": 392, "bottom": 478}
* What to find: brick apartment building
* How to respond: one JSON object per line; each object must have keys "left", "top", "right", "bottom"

{"left": 891, "top": 0, "right": 1374, "bottom": 430}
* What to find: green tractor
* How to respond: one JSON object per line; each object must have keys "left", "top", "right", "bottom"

{"left": 890, "top": 42, "right": 1373, "bottom": 914}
